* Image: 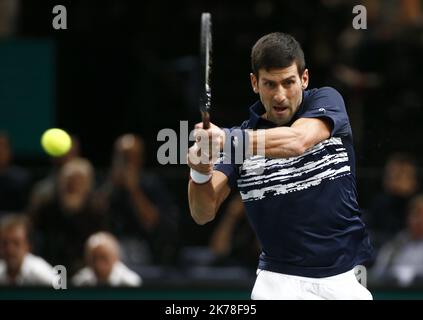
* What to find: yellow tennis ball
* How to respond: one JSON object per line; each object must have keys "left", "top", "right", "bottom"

{"left": 41, "top": 128, "right": 72, "bottom": 157}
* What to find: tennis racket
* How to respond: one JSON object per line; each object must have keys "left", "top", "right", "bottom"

{"left": 199, "top": 12, "right": 212, "bottom": 130}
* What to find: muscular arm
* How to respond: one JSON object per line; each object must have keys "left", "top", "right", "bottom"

{"left": 188, "top": 170, "right": 231, "bottom": 225}
{"left": 188, "top": 118, "right": 329, "bottom": 223}
{"left": 249, "top": 117, "right": 331, "bottom": 158}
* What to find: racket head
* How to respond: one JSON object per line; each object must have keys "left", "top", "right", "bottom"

{"left": 200, "top": 12, "right": 212, "bottom": 129}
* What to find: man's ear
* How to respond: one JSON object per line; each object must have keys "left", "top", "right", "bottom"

{"left": 250, "top": 73, "right": 259, "bottom": 94}
{"left": 301, "top": 69, "right": 309, "bottom": 90}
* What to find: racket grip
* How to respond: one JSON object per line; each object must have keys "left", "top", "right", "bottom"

{"left": 201, "top": 111, "right": 210, "bottom": 129}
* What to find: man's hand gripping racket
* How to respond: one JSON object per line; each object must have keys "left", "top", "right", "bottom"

{"left": 188, "top": 13, "right": 225, "bottom": 182}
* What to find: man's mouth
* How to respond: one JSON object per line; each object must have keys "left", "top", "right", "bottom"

{"left": 273, "top": 106, "right": 289, "bottom": 115}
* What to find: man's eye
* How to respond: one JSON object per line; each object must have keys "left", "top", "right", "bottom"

{"left": 264, "top": 82, "right": 274, "bottom": 87}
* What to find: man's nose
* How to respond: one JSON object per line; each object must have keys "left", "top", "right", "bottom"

{"left": 273, "top": 85, "right": 286, "bottom": 104}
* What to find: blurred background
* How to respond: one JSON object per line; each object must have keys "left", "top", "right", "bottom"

{"left": 1, "top": 0, "right": 423, "bottom": 299}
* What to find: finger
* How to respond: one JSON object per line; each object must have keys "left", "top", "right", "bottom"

{"left": 195, "top": 163, "right": 213, "bottom": 174}
{"left": 195, "top": 130, "right": 210, "bottom": 149}
{"left": 188, "top": 144, "right": 201, "bottom": 165}
{"left": 190, "top": 144, "right": 212, "bottom": 166}
{"left": 210, "top": 139, "right": 221, "bottom": 161}
{"left": 193, "top": 128, "right": 207, "bottom": 142}
{"left": 187, "top": 153, "right": 213, "bottom": 173}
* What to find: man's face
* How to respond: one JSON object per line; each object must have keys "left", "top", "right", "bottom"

{"left": 0, "top": 226, "right": 29, "bottom": 271}
{"left": 59, "top": 171, "right": 92, "bottom": 212}
{"left": 251, "top": 63, "right": 309, "bottom": 126}
{"left": 384, "top": 162, "right": 418, "bottom": 197}
{"left": 88, "top": 245, "right": 117, "bottom": 283}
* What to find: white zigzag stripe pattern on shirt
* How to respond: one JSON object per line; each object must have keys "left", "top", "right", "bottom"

{"left": 238, "top": 137, "right": 350, "bottom": 201}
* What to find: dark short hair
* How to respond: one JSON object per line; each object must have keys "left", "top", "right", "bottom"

{"left": 251, "top": 32, "right": 306, "bottom": 78}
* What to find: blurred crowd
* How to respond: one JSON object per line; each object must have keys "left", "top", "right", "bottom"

{"left": 1, "top": 0, "right": 423, "bottom": 289}
{"left": 0, "top": 132, "right": 181, "bottom": 286}
{"left": 1, "top": 130, "right": 423, "bottom": 288}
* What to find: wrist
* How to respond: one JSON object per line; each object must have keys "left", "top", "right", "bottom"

{"left": 190, "top": 168, "right": 212, "bottom": 184}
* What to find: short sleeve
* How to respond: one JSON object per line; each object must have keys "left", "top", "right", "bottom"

{"left": 300, "top": 87, "right": 351, "bottom": 137}
{"left": 214, "top": 126, "right": 246, "bottom": 190}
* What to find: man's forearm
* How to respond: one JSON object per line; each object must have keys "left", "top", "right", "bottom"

{"left": 221, "top": 118, "right": 330, "bottom": 160}
{"left": 221, "top": 126, "right": 305, "bottom": 160}
{"left": 188, "top": 179, "right": 217, "bottom": 225}
{"left": 188, "top": 170, "right": 231, "bottom": 225}
{"left": 248, "top": 127, "right": 306, "bottom": 158}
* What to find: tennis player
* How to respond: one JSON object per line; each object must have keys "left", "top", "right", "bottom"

{"left": 187, "top": 32, "right": 373, "bottom": 300}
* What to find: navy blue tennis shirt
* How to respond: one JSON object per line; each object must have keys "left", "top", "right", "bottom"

{"left": 214, "top": 86, "right": 374, "bottom": 278}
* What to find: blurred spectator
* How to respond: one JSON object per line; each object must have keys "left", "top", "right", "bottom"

{"left": 0, "top": 214, "right": 55, "bottom": 286}
{"left": 0, "top": 132, "right": 31, "bottom": 214}
{"left": 371, "top": 194, "right": 423, "bottom": 286}
{"left": 28, "top": 135, "right": 80, "bottom": 216}
{"left": 72, "top": 231, "right": 141, "bottom": 287}
{"left": 0, "top": 0, "right": 19, "bottom": 38}
{"left": 98, "top": 134, "right": 179, "bottom": 266}
{"left": 331, "top": 0, "right": 423, "bottom": 164}
{"left": 31, "top": 157, "right": 107, "bottom": 275}
{"left": 209, "top": 194, "right": 260, "bottom": 268}
{"left": 365, "top": 154, "right": 420, "bottom": 249}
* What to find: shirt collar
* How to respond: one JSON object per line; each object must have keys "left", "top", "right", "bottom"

{"left": 248, "top": 101, "right": 275, "bottom": 129}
